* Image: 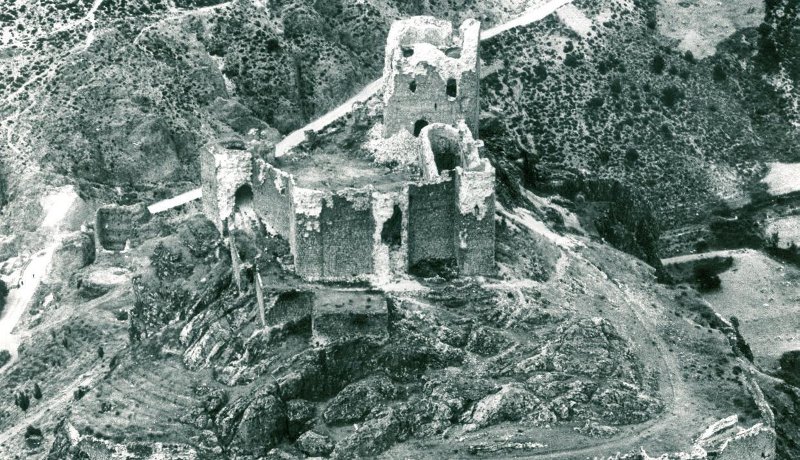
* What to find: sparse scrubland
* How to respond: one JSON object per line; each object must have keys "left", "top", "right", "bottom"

{"left": 0, "top": 0, "right": 799, "bottom": 459}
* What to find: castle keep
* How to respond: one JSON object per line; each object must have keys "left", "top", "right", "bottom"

{"left": 201, "top": 17, "right": 494, "bottom": 282}
{"left": 383, "top": 17, "right": 480, "bottom": 138}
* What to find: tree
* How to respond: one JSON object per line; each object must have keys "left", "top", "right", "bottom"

{"left": 16, "top": 392, "right": 30, "bottom": 411}
{"left": 98, "top": 346, "right": 105, "bottom": 359}
{"left": 33, "top": 383, "right": 42, "bottom": 400}
{"left": 651, "top": 55, "right": 665, "bottom": 74}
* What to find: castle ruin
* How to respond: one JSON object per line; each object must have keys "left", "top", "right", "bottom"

{"left": 383, "top": 17, "right": 480, "bottom": 138}
{"left": 201, "top": 16, "right": 494, "bottom": 282}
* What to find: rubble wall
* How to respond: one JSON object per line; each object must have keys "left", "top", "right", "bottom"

{"left": 292, "top": 188, "right": 327, "bottom": 279}
{"left": 371, "top": 191, "right": 409, "bottom": 281}
{"left": 95, "top": 204, "right": 150, "bottom": 252}
{"left": 454, "top": 166, "right": 495, "bottom": 275}
{"left": 407, "top": 179, "right": 456, "bottom": 268}
{"left": 320, "top": 191, "right": 375, "bottom": 278}
{"left": 252, "top": 159, "right": 294, "bottom": 238}
{"left": 383, "top": 18, "right": 480, "bottom": 138}
{"left": 265, "top": 290, "right": 314, "bottom": 326}
{"left": 200, "top": 147, "right": 221, "bottom": 232}
{"left": 312, "top": 289, "right": 388, "bottom": 345}
{"left": 383, "top": 67, "right": 480, "bottom": 138}
{"left": 716, "top": 424, "right": 775, "bottom": 460}
{"left": 200, "top": 144, "right": 252, "bottom": 233}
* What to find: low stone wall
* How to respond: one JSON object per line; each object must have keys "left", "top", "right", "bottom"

{"left": 265, "top": 290, "right": 314, "bottom": 326}
{"left": 95, "top": 204, "right": 150, "bottom": 252}
{"left": 312, "top": 289, "right": 388, "bottom": 345}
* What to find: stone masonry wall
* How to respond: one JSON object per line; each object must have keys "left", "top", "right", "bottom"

{"left": 200, "top": 143, "right": 252, "bottom": 233}
{"left": 252, "top": 159, "right": 294, "bottom": 238}
{"left": 407, "top": 179, "right": 456, "bottom": 269}
{"left": 383, "top": 18, "right": 480, "bottom": 138}
{"left": 95, "top": 204, "right": 150, "bottom": 252}
{"left": 454, "top": 164, "right": 495, "bottom": 275}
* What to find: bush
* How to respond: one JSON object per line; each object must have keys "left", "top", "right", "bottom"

{"left": 651, "top": 55, "right": 665, "bottom": 74}
{"left": 694, "top": 266, "right": 722, "bottom": 291}
{"left": 779, "top": 350, "right": 800, "bottom": 384}
{"left": 712, "top": 64, "right": 727, "bottom": 81}
{"left": 0, "top": 279, "right": 7, "bottom": 315}
{"left": 661, "top": 85, "right": 685, "bottom": 107}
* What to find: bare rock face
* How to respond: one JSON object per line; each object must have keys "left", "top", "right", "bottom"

{"left": 323, "top": 375, "right": 401, "bottom": 425}
{"left": 296, "top": 430, "right": 334, "bottom": 457}
{"left": 50, "top": 231, "right": 95, "bottom": 284}
{"left": 231, "top": 392, "right": 288, "bottom": 456}
{"left": 286, "top": 399, "right": 316, "bottom": 439}
{"left": 331, "top": 408, "right": 407, "bottom": 460}
{"left": 78, "top": 267, "right": 130, "bottom": 299}
{"left": 464, "top": 383, "right": 540, "bottom": 431}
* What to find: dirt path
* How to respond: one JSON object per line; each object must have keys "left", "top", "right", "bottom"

{"left": 661, "top": 248, "right": 748, "bottom": 266}
{"left": 0, "top": 188, "right": 80, "bottom": 366}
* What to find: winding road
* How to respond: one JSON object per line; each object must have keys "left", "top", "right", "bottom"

{"left": 0, "top": 188, "right": 80, "bottom": 367}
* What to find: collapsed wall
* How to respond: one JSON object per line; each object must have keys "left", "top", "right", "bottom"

{"left": 383, "top": 17, "right": 481, "bottom": 138}
{"left": 95, "top": 204, "right": 151, "bottom": 252}
{"left": 200, "top": 140, "right": 253, "bottom": 234}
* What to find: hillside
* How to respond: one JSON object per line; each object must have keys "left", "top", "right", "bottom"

{"left": 0, "top": 0, "right": 799, "bottom": 459}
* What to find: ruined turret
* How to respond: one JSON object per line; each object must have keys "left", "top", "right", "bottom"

{"left": 382, "top": 17, "right": 481, "bottom": 138}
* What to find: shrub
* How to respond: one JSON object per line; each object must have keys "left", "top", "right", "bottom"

{"left": 0, "top": 349, "right": 10, "bottom": 368}
{"left": 712, "top": 64, "right": 727, "bottom": 81}
{"left": 0, "top": 279, "right": 7, "bottom": 315}
{"left": 151, "top": 242, "right": 192, "bottom": 280}
{"left": 694, "top": 266, "right": 722, "bottom": 291}
{"left": 651, "top": 55, "right": 665, "bottom": 74}
{"left": 779, "top": 350, "right": 800, "bottom": 384}
{"left": 661, "top": 85, "right": 685, "bottom": 107}
{"left": 683, "top": 50, "right": 696, "bottom": 63}
{"left": 16, "top": 392, "right": 30, "bottom": 411}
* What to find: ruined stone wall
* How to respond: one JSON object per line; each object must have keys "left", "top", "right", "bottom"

{"left": 407, "top": 179, "right": 456, "bottom": 269}
{"left": 265, "top": 289, "right": 314, "bottom": 326}
{"left": 200, "top": 143, "right": 252, "bottom": 233}
{"left": 291, "top": 189, "right": 376, "bottom": 280}
{"left": 384, "top": 68, "right": 480, "bottom": 139}
{"left": 383, "top": 18, "right": 480, "bottom": 138}
{"left": 252, "top": 159, "right": 294, "bottom": 238}
{"left": 371, "top": 191, "right": 409, "bottom": 281}
{"left": 454, "top": 163, "right": 495, "bottom": 275}
{"left": 715, "top": 424, "right": 775, "bottom": 460}
{"left": 95, "top": 204, "right": 150, "bottom": 252}
{"left": 312, "top": 289, "right": 388, "bottom": 345}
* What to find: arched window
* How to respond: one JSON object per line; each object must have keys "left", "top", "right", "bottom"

{"left": 234, "top": 184, "right": 254, "bottom": 210}
{"left": 446, "top": 78, "right": 457, "bottom": 97}
{"left": 413, "top": 119, "right": 429, "bottom": 137}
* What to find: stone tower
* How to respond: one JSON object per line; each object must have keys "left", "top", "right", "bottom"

{"left": 382, "top": 17, "right": 481, "bottom": 138}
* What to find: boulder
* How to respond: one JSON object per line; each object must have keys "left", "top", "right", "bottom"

{"left": 464, "top": 383, "right": 540, "bottom": 431}
{"left": 323, "top": 375, "right": 399, "bottom": 425}
{"left": 286, "top": 399, "right": 316, "bottom": 438}
{"left": 233, "top": 393, "right": 287, "bottom": 455}
{"left": 331, "top": 408, "right": 406, "bottom": 459}
{"left": 78, "top": 267, "right": 130, "bottom": 299}
{"left": 50, "top": 231, "right": 95, "bottom": 284}
{"left": 297, "top": 430, "right": 334, "bottom": 457}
